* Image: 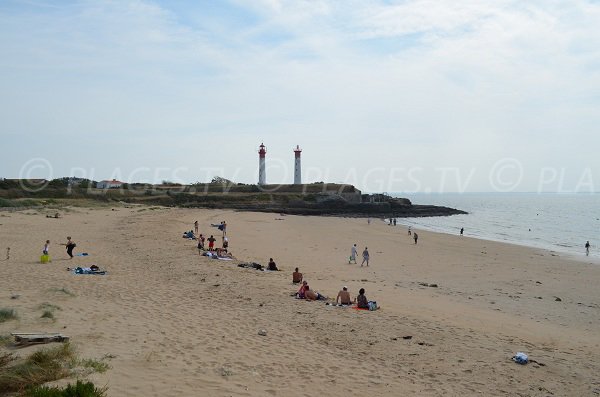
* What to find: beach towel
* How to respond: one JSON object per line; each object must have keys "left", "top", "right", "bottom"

{"left": 75, "top": 253, "right": 89, "bottom": 257}
{"left": 72, "top": 267, "right": 107, "bottom": 275}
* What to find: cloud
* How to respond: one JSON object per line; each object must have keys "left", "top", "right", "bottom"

{"left": 0, "top": 0, "right": 599, "bottom": 191}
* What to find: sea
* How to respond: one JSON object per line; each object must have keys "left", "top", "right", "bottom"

{"left": 390, "top": 192, "right": 600, "bottom": 260}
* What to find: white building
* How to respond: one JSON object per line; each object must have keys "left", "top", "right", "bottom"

{"left": 97, "top": 179, "right": 124, "bottom": 189}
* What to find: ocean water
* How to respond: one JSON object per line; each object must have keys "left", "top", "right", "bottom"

{"left": 390, "top": 193, "right": 600, "bottom": 259}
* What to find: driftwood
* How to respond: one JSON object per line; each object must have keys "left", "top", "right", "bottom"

{"left": 11, "top": 332, "right": 70, "bottom": 346}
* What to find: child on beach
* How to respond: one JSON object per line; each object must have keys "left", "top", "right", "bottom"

{"left": 43, "top": 240, "right": 50, "bottom": 255}
{"left": 413, "top": 233, "right": 418, "bottom": 244}
{"left": 194, "top": 220, "right": 198, "bottom": 234}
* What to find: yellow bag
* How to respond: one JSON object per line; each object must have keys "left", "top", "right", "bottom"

{"left": 40, "top": 254, "right": 50, "bottom": 264}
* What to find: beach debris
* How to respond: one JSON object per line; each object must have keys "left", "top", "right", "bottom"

{"left": 535, "top": 281, "right": 542, "bottom": 284}
{"left": 512, "top": 352, "right": 528, "bottom": 365}
{"left": 535, "top": 296, "right": 543, "bottom": 299}
{"left": 10, "top": 294, "right": 20, "bottom": 300}
{"left": 12, "top": 332, "right": 70, "bottom": 346}
{"left": 418, "top": 282, "right": 438, "bottom": 288}
{"left": 554, "top": 296, "right": 562, "bottom": 302}
{"left": 402, "top": 335, "right": 413, "bottom": 340}
{"left": 258, "top": 329, "right": 267, "bottom": 336}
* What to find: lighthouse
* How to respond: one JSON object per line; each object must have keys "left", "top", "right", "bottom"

{"left": 293, "top": 145, "right": 302, "bottom": 184}
{"left": 258, "top": 143, "right": 266, "bottom": 185}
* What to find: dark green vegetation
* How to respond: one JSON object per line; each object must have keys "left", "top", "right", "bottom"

{"left": 24, "top": 380, "right": 106, "bottom": 397}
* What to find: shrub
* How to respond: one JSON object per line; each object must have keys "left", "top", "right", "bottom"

{"left": 0, "top": 308, "right": 17, "bottom": 322}
{"left": 25, "top": 380, "right": 107, "bottom": 397}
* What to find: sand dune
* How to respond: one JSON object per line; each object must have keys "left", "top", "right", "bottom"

{"left": 1, "top": 205, "right": 599, "bottom": 396}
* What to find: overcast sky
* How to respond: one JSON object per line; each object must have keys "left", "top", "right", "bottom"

{"left": 1, "top": 0, "right": 599, "bottom": 192}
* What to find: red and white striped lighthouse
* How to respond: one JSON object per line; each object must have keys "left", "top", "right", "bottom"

{"left": 293, "top": 145, "right": 302, "bottom": 184}
{"left": 258, "top": 143, "right": 266, "bottom": 185}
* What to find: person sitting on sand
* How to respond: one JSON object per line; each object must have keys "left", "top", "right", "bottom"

{"left": 336, "top": 286, "right": 354, "bottom": 305}
{"left": 207, "top": 235, "right": 216, "bottom": 250}
{"left": 297, "top": 280, "right": 308, "bottom": 299}
{"left": 215, "top": 248, "right": 233, "bottom": 258}
{"left": 304, "top": 286, "right": 327, "bottom": 301}
{"left": 61, "top": 237, "right": 76, "bottom": 259}
{"left": 292, "top": 267, "right": 303, "bottom": 284}
{"left": 356, "top": 288, "right": 369, "bottom": 309}
{"left": 268, "top": 258, "right": 278, "bottom": 271}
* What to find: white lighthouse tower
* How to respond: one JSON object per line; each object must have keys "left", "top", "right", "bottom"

{"left": 293, "top": 145, "right": 302, "bottom": 184}
{"left": 258, "top": 143, "right": 266, "bottom": 185}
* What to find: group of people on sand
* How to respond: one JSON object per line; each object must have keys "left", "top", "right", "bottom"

{"left": 292, "top": 267, "right": 374, "bottom": 309}
{"left": 349, "top": 243, "right": 370, "bottom": 266}
{"left": 193, "top": 220, "right": 234, "bottom": 260}
{"left": 40, "top": 236, "right": 77, "bottom": 261}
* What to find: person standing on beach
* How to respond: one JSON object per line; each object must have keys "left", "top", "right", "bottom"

{"left": 361, "top": 247, "right": 370, "bottom": 267}
{"left": 221, "top": 221, "right": 227, "bottom": 236}
{"left": 349, "top": 244, "right": 358, "bottom": 264}
{"left": 585, "top": 241, "right": 591, "bottom": 256}
{"left": 222, "top": 236, "right": 229, "bottom": 252}
{"left": 207, "top": 235, "right": 216, "bottom": 251}
{"left": 460, "top": 227, "right": 464, "bottom": 236}
{"left": 194, "top": 220, "right": 199, "bottom": 235}
{"left": 43, "top": 240, "right": 50, "bottom": 255}
{"left": 413, "top": 233, "right": 419, "bottom": 245}
{"left": 61, "top": 237, "right": 76, "bottom": 258}
{"left": 408, "top": 226, "right": 412, "bottom": 236}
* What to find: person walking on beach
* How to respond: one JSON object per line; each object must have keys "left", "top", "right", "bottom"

{"left": 413, "top": 233, "right": 419, "bottom": 245}
{"left": 349, "top": 244, "right": 358, "bottom": 264}
{"left": 460, "top": 227, "right": 464, "bottom": 236}
{"left": 194, "top": 220, "right": 199, "bottom": 235}
{"left": 408, "top": 226, "right": 412, "bottom": 236}
{"left": 61, "top": 237, "right": 76, "bottom": 258}
{"left": 585, "top": 241, "right": 591, "bottom": 256}
{"left": 361, "top": 247, "right": 370, "bottom": 267}
{"left": 393, "top": 218, "right": 397, "bottom": 226}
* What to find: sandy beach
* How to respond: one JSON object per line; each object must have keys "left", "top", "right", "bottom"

{"left": 1, "top": 204, "right": 599, "bottom": 396}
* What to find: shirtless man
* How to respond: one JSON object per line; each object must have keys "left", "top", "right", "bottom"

{"left": 336, "top": 286, "right": 353, "bottom": 305}
{"left": 304, "top": 286, "right": 325, "bottom": 301}
{"left": 292, "top": 267, "right": 303, "bottom": 284}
